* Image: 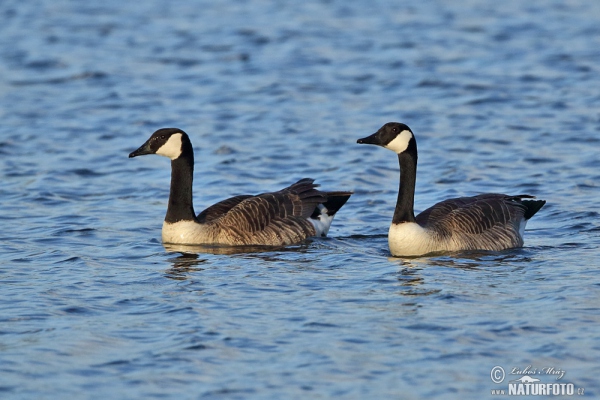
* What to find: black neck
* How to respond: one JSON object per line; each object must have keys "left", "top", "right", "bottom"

{"left": 392, "top": 147, "right": 417, "bottom": 224}
{"left": 165, "top": 151, "right": 197, "bottom": 223}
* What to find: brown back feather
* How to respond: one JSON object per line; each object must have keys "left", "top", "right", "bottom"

{"left": 415, "top": 194, "right": 531, "bottom": 249}
{"left": 196, "top": 195, "right": 253, "bottom": 223}
{"left": 203, "top": 178, "right": 335, "bottom": 246}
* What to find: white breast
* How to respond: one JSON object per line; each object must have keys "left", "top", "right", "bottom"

{"left": 162, "top": 220, "right": 210, "bottom": 244}
{"left": 388, "top": 222, "right": 438, "bottom": 256}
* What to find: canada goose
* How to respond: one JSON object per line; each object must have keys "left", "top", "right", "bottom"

{"left": 357, "top": 122, "right": 546, "bottom": 256}
{"left": 129, "top": 128, "right": 352, "bottom": 246}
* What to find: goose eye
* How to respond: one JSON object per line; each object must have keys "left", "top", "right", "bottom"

{"left": 160, "top": 135, "right": 166, "bottom": 140}
{"left": 392, "top": 127, "right": 398, "bottom": 134}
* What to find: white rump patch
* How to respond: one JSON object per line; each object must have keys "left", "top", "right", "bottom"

{"left": 385, "top": 130, "right": 413, "bottom": 154}
{"left": 309, "top": 205, "right": 335, "bottom": 237}
{"left": 518, "top": 217, "right": 527, "bottom": 239}
{"left": 156, "top": 133, "right": 183, "bottom": 160}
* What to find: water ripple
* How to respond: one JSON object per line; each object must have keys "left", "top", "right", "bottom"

{"left": 1, "top": 0, "right": 600, "bottom": 398}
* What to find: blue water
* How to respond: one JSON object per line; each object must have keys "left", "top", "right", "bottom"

{"left": 1, "top": 0, "right": 600, "bottom": 398}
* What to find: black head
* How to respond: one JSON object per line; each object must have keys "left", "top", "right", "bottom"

{"left": 129, "top": 128, "right": 190, "bottom": 160}
{"left": 357, "top": 122, "right": 416, "bottom": 154}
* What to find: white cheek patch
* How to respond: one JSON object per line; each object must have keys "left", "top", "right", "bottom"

{"left": 156, "top": 133, "right": 183, "bottom": 160}
{"left": 385, "top": 130, "right": 413, "bottom": 154}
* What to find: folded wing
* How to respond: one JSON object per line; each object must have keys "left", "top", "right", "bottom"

{"left": 204, "top": 178, "right": 328, "bottom": 246}
{"left": 416, "top": 194, "right": 532, "bottom": 250}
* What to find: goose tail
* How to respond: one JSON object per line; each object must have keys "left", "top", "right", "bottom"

{"left": 521, "top": 198, "right": 546, "bottom": 220}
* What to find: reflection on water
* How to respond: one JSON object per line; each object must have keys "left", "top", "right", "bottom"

{"left": 393, "top": 249, "right": 536, "bottom": 269}
{"left": 164, "top": 253, "right": 207, "bottom": 280}
{"left": 163, "top": 242, "right": 291, "bottom": 256}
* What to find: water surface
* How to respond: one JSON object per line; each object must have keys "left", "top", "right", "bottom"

{"left": 1, "top": 0, "right": 599, "bottom": 398}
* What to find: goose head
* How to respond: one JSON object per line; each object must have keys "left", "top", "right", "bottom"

{"left": 129, "top": 128, "right": 191, "bottom": 160}
{"left": 357, "top": 122, "right": 416, "bottom": 155}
